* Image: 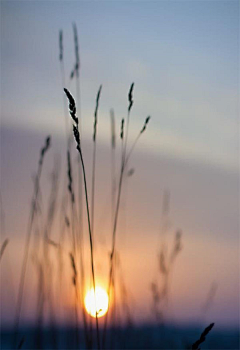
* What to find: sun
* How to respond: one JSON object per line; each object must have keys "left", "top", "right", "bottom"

{"left": 84, "top": 286, "right": 109, "bottom": 318}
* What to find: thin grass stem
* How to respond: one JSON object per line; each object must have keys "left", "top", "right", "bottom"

{"left": 13, "top": 136, "right": 51, "bottom": 347}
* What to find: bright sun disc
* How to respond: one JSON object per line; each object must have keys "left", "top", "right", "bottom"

{"left": 84, "top": 287, "right": 109, "bottom": 318}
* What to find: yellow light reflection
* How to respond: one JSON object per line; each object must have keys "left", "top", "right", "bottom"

{"left": 84, "top": 286, "right": 109, "bottom": 318}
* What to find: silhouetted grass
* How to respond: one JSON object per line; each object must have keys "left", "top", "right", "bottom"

{"left": 150, "top": 189, "right": 183, "bottom": 325}
{"left": 102, "top": 83, "right": 151, "bottom": 348}
{"left": 192, "top": 323, "right": 215, "bottom": 350}
{"left": 91, "top": 85, "right": 102, "bottom": 240}
{"left": 67, "top": 149, "right": 85, "bottom": 348}
{"left": 64, "top": 87, "right": 100, "bottom": 349}
{"left": 13, "top": 136, "right": 51, "bottom": 348}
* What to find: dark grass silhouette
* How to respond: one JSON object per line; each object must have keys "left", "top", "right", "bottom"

{"left": 91, "top": 85, "right": 102, "bottom": 241}
{"left": 13, "top": 136, "right": 51, "bottom": 348}
{"left": 192, "top": 323, "right": 215, "bottom": 350}
{"left": 64, "top": 87, "right": 100, "bottom": 349}
{"left": 102, "top": 83, "right": 151, "bottom": 348}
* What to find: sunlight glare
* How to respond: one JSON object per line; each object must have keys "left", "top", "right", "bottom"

{"left": 84, "top": 286, "right": 109, "bottom": 318}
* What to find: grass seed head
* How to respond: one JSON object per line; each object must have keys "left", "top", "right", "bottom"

{"left": 93, "top": 85, "right": 102, "bottom": 142}
{"left": 59, "top": 30, "right": 63, "bottom": 62}
{"left": 64, "top": 88, "right": 78, "bottom": 125}
{"left": 140, "top": 116, "right": 151, "bottom": 134}
{"left": 120, "top": 118, "right": 125, "bottom": 140}
{"left": 128, "top": 82, "right": 134, "bottom": 112}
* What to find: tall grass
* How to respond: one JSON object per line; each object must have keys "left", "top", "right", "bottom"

{"left": 13, "top": 136, "right": 51, "bottom": 347}
{"left": 67, "top": 149, "right": 80, "bottom": 348}
{"left": 91, "top": 85, "right": 102, "bottom": 241}
{"left": 59, "top": 30, "right": 70, "bottom": 147}
{"left": 110, "top": 109, "right": 116, "bottom": 229}
{"left": 42, "top": 157, "right": 60, "bottom": 349}
{"left": 71, "top": 23, "right": 84, "bottom": 241}
{"left": 102, "top": 84, "right": 151, "bottom": 347}
{"left": 64, "top": 88, "right": 100, "bottom": 349}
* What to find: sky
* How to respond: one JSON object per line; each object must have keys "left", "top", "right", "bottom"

{"left": 1, "top": 0, "right": 239, "bottom": 170}
{"left": 0, "top": 0, "right": 239, "bottom": 329}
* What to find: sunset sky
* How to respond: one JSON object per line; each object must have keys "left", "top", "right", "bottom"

{"left": 1, "top": 0, "right": 239, "bottom": 330}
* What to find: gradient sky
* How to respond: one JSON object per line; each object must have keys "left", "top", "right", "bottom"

{"left": 0, "top": 0, "right": 239, "bottom": 329}
{"left": 1, "top": 0, "right": 239, "bottom": 170}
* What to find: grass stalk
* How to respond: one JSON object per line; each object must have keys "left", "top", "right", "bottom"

{"left": 71, "top": 28, "right": 87, "bottom": 329}
{"left": 102, "top": 85, "right": 151, "bottom": 347}
{"left": 59, "top": 29, "right": 71, "bottom": 148}
{"left": 13, "top": 136, "right": 51, "bottom": 347}
{"left": 88, "top": 85, "right": 102, "bottom": 347}
{"left": 102, "top": 84, "right": 133, "bottom": 347}
{"left": 64, "top": 88, "right": 100, "bottom": 350}
{"left": 67, "top": 150, "right": 84, "bottom": 349}
{"left": 110, "top": 109, "right": 117, "bottom": 339}
{"left": 91, "top": 85, "right": 102, "bottom": 240}
{"left": 42, "top": 157, "right": 60, "bottom": 349}
{"left": 110, "top": 109, "right": 116, "bottom": 229}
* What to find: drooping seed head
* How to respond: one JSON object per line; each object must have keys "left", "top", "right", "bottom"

{"left": 64, "top": 88, "right": 78, "bottom": 125}
{"left": 140, "top": 116, "right": 151, "bottom": 134}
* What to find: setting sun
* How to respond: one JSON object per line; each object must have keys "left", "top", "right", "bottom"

{"left": 84, "top": 287, "right": 109, "bottom": 318}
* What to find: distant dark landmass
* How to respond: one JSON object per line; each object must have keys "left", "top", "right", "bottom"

{"left": 1, "top": 324, "right": 239, "bottom": 349}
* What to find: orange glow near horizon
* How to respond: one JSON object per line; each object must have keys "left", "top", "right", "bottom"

{"left": 84, "top": 286, "right": 109, "bottom": 318}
